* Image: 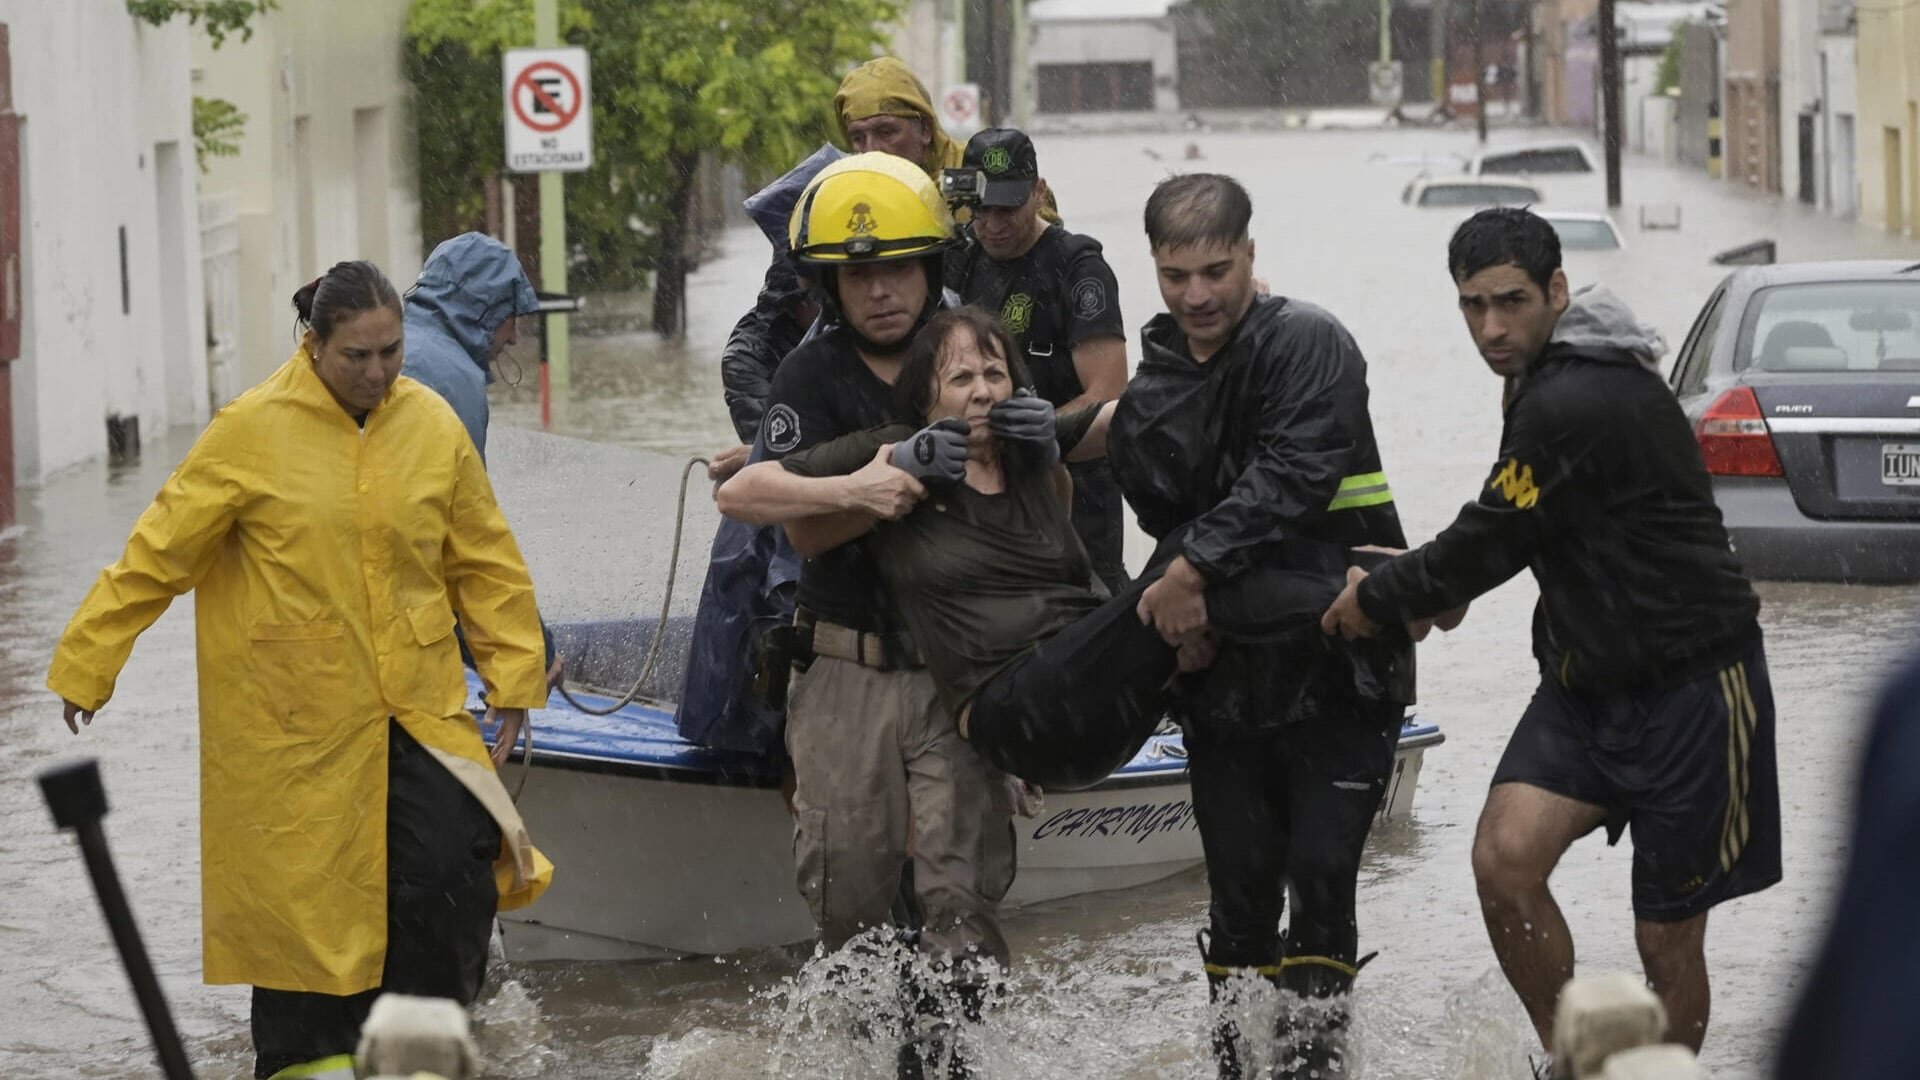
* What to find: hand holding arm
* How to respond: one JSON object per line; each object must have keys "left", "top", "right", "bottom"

{"left": 989, "top": 390, "right": 1060, "bottom": 465}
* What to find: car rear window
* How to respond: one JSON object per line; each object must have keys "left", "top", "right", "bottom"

{"left": 1546, "top": 218, "right": 1620, "bottom": 249}
{"left": 1740, "top": 282, "right": 1920, "bottom": 374}
{"left": 1418, "top": 183, "right": 1540, "bottom": 207}
{"left": 1477, "top": 147, "right": 1591, "bottom": 174}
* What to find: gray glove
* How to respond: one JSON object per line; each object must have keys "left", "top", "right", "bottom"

{"left": 890, "top": 417, "right": 970, "bottom": 484}
{"left": 989, "top": 389, "right": 1059, "bottom": 464}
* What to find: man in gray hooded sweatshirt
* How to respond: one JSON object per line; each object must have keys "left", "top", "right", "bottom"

{"left": 403, "top": 231, "right": 540, "bottom": 460}
{"left": 403, "top": 231, "right": 556, "bottom": 683}
{"left": 1323, "top": 207, "right": 1777, "bottom": 1074}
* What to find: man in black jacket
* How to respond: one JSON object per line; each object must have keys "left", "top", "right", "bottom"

{"left": 1323, "top": 208, "right": 1778, "bottom": 1067}
{"left": 1108, "top": 174, "right": 1415, "bottom": 1078}
{"left": 946, "top": 128, "right": 1130, "bottom": 592}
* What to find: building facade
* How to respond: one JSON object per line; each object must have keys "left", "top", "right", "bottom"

{"left": 0, "top": 1, "right": 206, "bottom": 520}
{"left": 1854, "top": 0, "right": 1917, "bottom": 234}
{"left": 193, "top": 0, "right": 421, "bottom": 400}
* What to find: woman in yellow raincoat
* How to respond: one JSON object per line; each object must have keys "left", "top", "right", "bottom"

{"left": 47, "top": 260, "right": 553, "bottom": 1080}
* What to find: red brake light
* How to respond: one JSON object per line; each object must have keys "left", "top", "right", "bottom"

{"left": 1696, "top": 386, "right": 1785, "bottom": 477}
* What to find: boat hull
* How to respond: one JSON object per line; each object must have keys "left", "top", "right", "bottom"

{"left": 490, "top": 704, "right": 1443, "bottom": 962}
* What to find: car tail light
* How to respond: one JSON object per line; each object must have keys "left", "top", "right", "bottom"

{"left": 1696, "top": 387, "right": 1785, "bottom": 477}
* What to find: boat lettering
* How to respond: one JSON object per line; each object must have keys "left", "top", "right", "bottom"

{"left": 1031, "top": 800, "right": 1199, "bottom": 844}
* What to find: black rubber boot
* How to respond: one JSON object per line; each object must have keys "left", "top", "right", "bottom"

{"left": 895, "top": 949, "right": 992, "bottom": 1080}
{"left": 1272, "top": 951, "right": 1374, "bottom": 1077}
{"left": 1201, "top": 930, "right": 1283, "bottom": 1080}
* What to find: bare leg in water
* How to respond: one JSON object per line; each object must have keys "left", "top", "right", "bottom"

{"left": 1637, "top": 912, "right": 1711, "bottom": 1051}
{"left": 1471, "top": 782, "right": 1608, "bottom": 1051}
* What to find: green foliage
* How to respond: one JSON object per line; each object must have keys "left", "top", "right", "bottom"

{"left": 192, "top": 96, "right": 247, "bottom": 172}
{"left": 125, "top": 0, "right": 277, "bottom": 48}
{"left": 1655, "top": 24, "right": 1687, "bottom": 97}
{"left": 407, "top": 0, "right": 901, "bottom": 292}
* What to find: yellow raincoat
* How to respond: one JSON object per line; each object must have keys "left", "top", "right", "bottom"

{"left": 833, "top": 56, "right": 1062, "bottom": 223}
{"left": 47, "top": 349, "right": 553, "bottom": 996}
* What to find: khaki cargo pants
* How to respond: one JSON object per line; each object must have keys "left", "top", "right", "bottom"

{"left": 786, "top": 655, "right": 1016, "bottom": 965}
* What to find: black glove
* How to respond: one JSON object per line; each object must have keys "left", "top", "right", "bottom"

{"left": 890, "top": 418, "right": 970, "bottom": 484}
{"left": 988, "top": 390, "right": 1059, "bottom": 465}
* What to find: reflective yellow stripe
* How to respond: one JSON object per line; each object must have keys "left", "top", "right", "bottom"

{"left": 1718, "top": 661, "right": 1759, "bottom": 872}
{"left": 267, "top": 1056, "right": 356, "bottom": 1080}
{"left": 1203, "top": 961, "right": 1284, "bottom": 977}
{"left": 1281, "top": 954, "right": 1360, "bottom": 977}
{"left": 1328, "top": 471, "right": 1394, "bottom": 512}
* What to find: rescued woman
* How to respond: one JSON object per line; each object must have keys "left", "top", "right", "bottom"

{"left": 775, "top": 306, "right": 1369, "bottom": 793}
{"left": 46, "top": 260, "right": 554, "bottom": 1080}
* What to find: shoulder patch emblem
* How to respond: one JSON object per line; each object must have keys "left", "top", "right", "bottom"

{"left": 1489, "top": 458, "right": 1540, "bottom": 509}
{"left": 1002, "top": 293, "right": 1035, "bottom": 335}
{"left": 1072, "top": 278, "right": 1108, "bottom": 320}
{"left": 765, "top": 404, "right": 802, "bottom": 454}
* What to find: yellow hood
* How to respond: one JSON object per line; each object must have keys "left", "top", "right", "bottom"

{"left": 833, "top": 57, "right": 965, "bottom": 178}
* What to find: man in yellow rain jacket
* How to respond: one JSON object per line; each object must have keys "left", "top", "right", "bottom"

{"left": 834, "top": 56, "right": 966, "bottom": 179}
{"left": 47, "top": 260, "right": 551, "bottom": 1080}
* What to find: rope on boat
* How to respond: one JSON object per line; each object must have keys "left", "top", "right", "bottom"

{"left": 555, "top": 454, "right": 710, "bottom": 717}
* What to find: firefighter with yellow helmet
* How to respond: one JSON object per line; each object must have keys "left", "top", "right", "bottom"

{"left": 718, "top": 152, "right": 1016, "bottom": 1068}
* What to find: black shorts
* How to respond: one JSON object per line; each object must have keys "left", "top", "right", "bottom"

{"left": 1492, "top": 638, "right": 1782, "bottom": 922}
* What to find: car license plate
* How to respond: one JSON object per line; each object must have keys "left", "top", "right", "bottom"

{"left": 1882, "top": 443, "right": 1920, "bottom": 486}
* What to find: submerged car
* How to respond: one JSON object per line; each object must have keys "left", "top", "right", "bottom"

{"left": 1402, "top": 175, "right": 1544, "bottom": 208}
{"left": 1465, "top": 140, "right": 1598, "bottom": 176}
{"left": 1541, "top": 211, "right": 1625, "bottom": 250}
{"left": 1669, "top": 261, "right": 1920, "bottom": 581}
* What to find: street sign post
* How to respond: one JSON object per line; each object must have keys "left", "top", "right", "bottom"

{"left": 503, "top": 47, "right": 593, "bottom": 174}
{"left": 1368, "top": 61, "right": 1404, "bottom": 107}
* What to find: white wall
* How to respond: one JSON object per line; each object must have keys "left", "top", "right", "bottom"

{"left": 1821, "top": 33, "right": 1860, "bottom": 218}
{"left": 195, "top": 0, "right": 420, "bottom": 395}
{"left": 1780, "top": 0, "right": 1819, "bottom": 203}
{"left": 1, "top": 0, "right": 206, "bottom": 485}
{"left": 1030, "top": 19, "right": 1179, "bottom": 112}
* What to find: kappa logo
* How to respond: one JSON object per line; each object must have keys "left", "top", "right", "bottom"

{"left": 1073, "top": 278, "right": 1107, "bottom": 320}
{"left": 913, "top": 432, "right": 936, "bottom": 466}
{"left": 1489, "top": 458, "right": 1541, "bottom": 509}
{"left": 983, "top": 146, "right": 1013, "bottom": 175}
{"left": 765, "top": 404, "right": 802, "bottom": 454}
{"left": 1002, "top": 293, "right": 1035, "bottom": 334}
{"left": 847, "top": 202, "right": 877, "bottom": 237}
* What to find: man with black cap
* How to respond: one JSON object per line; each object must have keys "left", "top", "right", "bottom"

{"left": 945, "top": 128, "right": 1130, "bottom": 592}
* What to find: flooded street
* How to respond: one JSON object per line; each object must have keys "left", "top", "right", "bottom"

{"left": 6, "top": 125, "right": 1920, "bottom": 1078}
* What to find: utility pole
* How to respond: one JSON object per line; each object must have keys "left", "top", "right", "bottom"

{"left": 1472, "top": 0, "right": 1487, "bottom": 142}
{"left": 1011, "top": 0, "right": 1029, "bottom": 126}
{"left": 535, "top": 0, "right": 569, "bottom": 387}
{"left": 1599, "top": 0, "right": 1623, "bottom": 206}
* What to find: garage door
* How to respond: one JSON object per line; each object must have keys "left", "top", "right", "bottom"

{"left": 1038, "top": 62, "right": 1154, "bottom": 112}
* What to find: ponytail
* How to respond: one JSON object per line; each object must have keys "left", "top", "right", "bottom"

{"left": 291, "top": 261, "right": 401, "bottom": 344}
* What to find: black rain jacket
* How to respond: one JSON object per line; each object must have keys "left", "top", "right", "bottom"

{"left": 721, "top": 262, "right": 812, "bottom": 444}
{"left": 1357, "top": 286, "right": 1761, "bottom": 694}
{"left": 1110, "top": 294, "right": 1413, "bottom": 725}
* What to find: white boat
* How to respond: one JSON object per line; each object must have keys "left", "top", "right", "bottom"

{"left": 478, "top": 624, "right": 1444, "bottom": 963}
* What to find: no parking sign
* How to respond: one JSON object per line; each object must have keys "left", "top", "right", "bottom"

{"left": 941, "top": 83, "right": 982, "bottom": 136}
{"left": 504, "top": 47, "right": 593, "bottom": 173}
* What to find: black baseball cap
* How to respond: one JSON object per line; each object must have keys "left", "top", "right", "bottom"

{"left": 962, "top": 128, "right": 1040, "bottom": 208}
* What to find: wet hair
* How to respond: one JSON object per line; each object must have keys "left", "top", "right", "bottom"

{"left": 291, "top": 260, "right": 402, "bottom": 343}
{"left": 1144, "top": 173, "right": 1252, "bottom": 252}
{"left": 893, "top": 306, "right": 1032, "bottom": 424}
{"left": 1448, "top": 208, "right": 1562, "bottom": 294}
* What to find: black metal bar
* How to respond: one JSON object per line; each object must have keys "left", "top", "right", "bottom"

{"left": 1599, "top": 0, "right": 1623, "bottom": 207}
{"left": 38, "top": 759, "right": 196, "bottom": 1080}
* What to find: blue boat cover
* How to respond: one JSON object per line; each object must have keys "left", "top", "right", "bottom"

{"left": 473, "top": 669, "right": 1440, "bottom": 785}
